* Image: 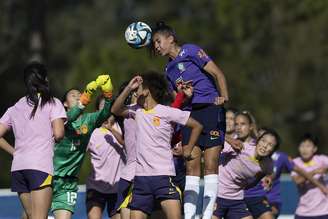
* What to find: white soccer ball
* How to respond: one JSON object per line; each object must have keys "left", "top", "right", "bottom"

{"left": 125, "top": 22, "right": 152, "bottom": 49}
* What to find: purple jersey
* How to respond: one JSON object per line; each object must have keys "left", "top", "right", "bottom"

{"left": 266, "top": 151, "right": 295, "bottom": 203}
{"left": 165, "top": 44, "right": 219, "bottom": 104}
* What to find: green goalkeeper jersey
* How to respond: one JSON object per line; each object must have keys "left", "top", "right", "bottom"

{"left": 53, "top": 98, "right": 112, "bottom": 177}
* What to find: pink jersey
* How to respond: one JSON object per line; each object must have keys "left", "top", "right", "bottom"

{"left": 0, "top": 97, "right": 66, "bottom": 174}
{"left": 119, "top": 104, "right": 139, "bottom": 181}
{"left": 218, "top": 141, "right": 264, "bottom": 200}
{"left": 292, "top": 155, "right": 328, "bottom": 217}
{"left": 86, "top": 124, "right": 124, "bottom": 194}
{"left": 134, "top": 104, "right": 190, "bottom": 176}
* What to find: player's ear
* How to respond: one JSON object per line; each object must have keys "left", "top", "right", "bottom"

{"left": 63, "top": 101, "right": 68, "bottom": 108}
{"left": 168, "top": 35, "right": 175, "bottom": 44}
{"left": 313, "top": 146, "right": 318, "bottom": 154}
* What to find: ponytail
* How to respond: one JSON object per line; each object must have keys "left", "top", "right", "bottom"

{"left": 24, "top": 62, "right": 54, "bottom": 118}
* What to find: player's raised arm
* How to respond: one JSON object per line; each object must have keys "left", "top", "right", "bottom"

{"left": 111, "top": 76, "right": 142, "bottom": 118}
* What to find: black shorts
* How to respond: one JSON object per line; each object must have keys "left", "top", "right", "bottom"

{"left": 182, "top": 104, "right": 225, "bottom": 150}
{"left": 86, "top": 189, "right": 118, "bottom": 217}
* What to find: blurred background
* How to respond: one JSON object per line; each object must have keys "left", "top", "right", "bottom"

{"left": 1, "top": 0, "right": 328, "bottom": 188}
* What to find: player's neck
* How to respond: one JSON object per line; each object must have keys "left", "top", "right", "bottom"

{"left": 143, "top": 98, "right": 158, "bottom": 111}
{"left": 168, "top": 45, "right": 181, "bottom": 59}
{"left": 301, "top": 155, "right": 314, "bottom": 163}
{"left": 226, "top": 132, "right": 235, "bottom": 139}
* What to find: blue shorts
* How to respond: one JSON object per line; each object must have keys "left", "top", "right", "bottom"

{"left": 114, "top": 178, "right": 133, "bottom": 212}
{"left": 11, "top": 169, "right": 52, "bottom": 193}
{"left": 182, "top": 104, "right": 225, "bottom": 150}
{"left": 128, "top": 176, "right": 181, "bottom": 215}
{"left": 295, "top": 215, "right": 328, "bottom": 219}
{"left": 244, "top": 196, "right": 271, "bottom": 218}
{"left": 86, "top": 189, "right": 117, "bottom": 217}
{"left": 213, "top": 197, "right": 251, "bottom": 219}
{"left": 172, "top": 156, "right": 186, "bottom": 193}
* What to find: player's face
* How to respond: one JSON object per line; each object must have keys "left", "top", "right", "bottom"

{"left": 235, "top": 115, "right": 252, "bottom": 140}
{"left": 226, "top": 111, "right": 236, "bottom": 134}
{"left": 152, "top": 33, "right": 173, "bottom": 56}
{"left": 136, "top": 84, "right": 147, "bottom": 106}
{"left": 64, "top": 89, "right": 81, "bottom": 109}
{"left": 256, "top": 134, "right": 276, "bottom": 157}
{"left": 299, "top": 140, "right": 317, "bottom": 160}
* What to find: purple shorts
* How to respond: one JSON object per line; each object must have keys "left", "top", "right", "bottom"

{"left": 213, "top": 197, "right": 251, "bottom": 219}
{"left": 86, "top": 189, "right": 117, "bottom": 217}
{"left": 182, "top": 105, "right": 225, "bottom": 150}
{"left": 295, "top": 215, "right": 328, "bottom": 219}
{"left": 128, "top": 175, "right": 181, "bottom": 215}
{"left": 11, "top": 169, "right": 52, "bottom": 193}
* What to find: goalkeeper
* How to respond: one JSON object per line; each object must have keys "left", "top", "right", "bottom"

{"left": 51, "top": 75, "right": 113, "bottom": 219}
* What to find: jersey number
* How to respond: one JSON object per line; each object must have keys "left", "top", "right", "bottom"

{"left": 66, "top": 192, "right": 77, "bottom": 205}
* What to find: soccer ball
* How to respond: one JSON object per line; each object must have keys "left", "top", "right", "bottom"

{"left": 125, "top": 22, "right": 152, "bottom": 49}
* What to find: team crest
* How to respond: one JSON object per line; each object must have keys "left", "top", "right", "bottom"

{"left": 177, "top": 63, "right": 185, "bottom": 73}
{"left": 152, "top": 116, "right": 161, "bottom": 126}
{"left": 80, "top": 124, "right": 89, "bottom": 134}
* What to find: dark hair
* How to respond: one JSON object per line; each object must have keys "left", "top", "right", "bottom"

{"left": 24, "top": 62, "right": 54, "bottom": 118}
{"left": 257, "top": 128, "right": 281, "bottom": 152}
{"left": 226, "top": 107, "right": 238, "bottom": 115}
{"left": 140, "top": 71, "right": 172, "bottom": 105}
{"left": 299, "top": 133, "right": 319, "bottom": 146}
{"left": 150, "top": 21, "right": 178, "bottom": 54}
{"left": 61, "top": 88, "right": 80, "bottom": 104}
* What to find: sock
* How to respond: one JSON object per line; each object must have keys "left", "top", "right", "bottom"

{"left": 184, "top": 175, "right": 200, "bottom": 219}
{"left": 202, "top": 174, "right": 218, "bottom": 219}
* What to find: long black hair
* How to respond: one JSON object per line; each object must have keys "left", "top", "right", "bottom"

{"left": 24, "top": 62, "right": 54, "bottom": 118}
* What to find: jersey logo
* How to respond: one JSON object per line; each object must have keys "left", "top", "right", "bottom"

{"left": 153, "top": 116, "right": 161, "bottom": 126}
{"left": 177, "top": 63, "right": 186, "bottom": 73}
{"left": 210, "top": 130, "right": 220, "bottom": 140}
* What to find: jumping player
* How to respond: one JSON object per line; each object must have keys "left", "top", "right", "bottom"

{"left": 151, "top": 21, "right": 229, "bottom": 219}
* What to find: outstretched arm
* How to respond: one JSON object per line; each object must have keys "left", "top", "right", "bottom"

{"left": 111, "top": 76, "right": 142, "bottom": 118}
